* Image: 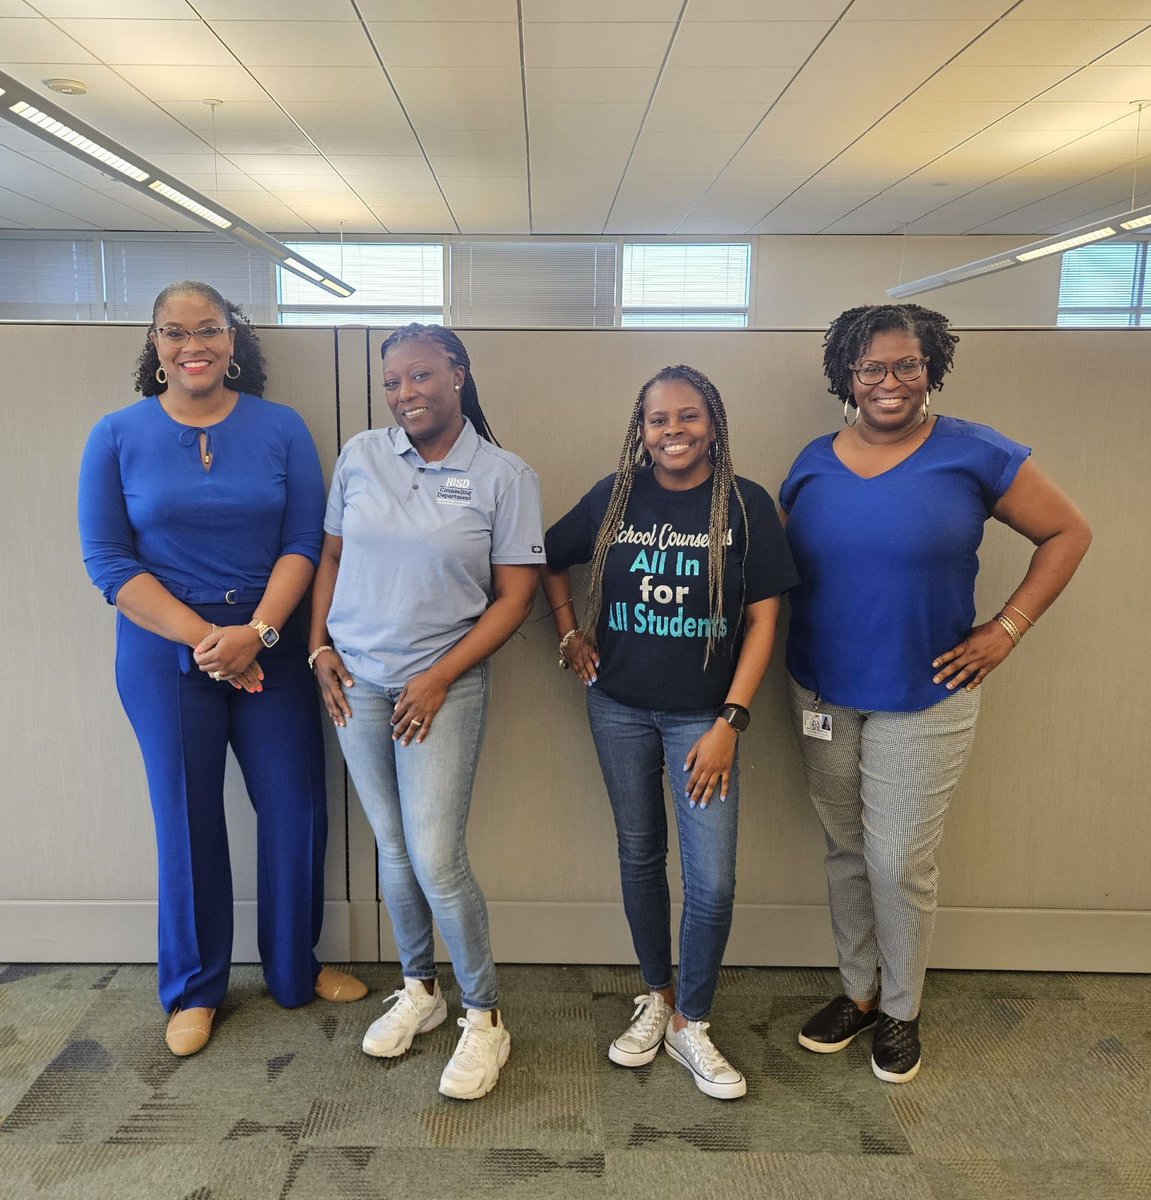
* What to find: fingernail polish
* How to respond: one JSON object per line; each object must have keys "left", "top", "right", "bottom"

{"left": 689, "top": 800, "right": 696, "bottom": 810}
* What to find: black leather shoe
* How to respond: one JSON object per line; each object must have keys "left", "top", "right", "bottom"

{"left": 871, "top": 1012, "right": 921, "bottom": 1083}
{"left": 798, "top": 995, "right": 878, "bottom": 1053}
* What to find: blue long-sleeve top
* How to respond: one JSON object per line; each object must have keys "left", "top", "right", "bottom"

{"left": 78, "top": 393, "right": 326, "bottom": 606}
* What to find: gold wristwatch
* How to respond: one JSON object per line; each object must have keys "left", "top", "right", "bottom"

{"left": 249, "top": 618, "right": 280, "bottom": 648}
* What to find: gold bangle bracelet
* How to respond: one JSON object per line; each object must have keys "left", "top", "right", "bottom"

{"left": 994, "top": 613, "right": 1021, "bottom": 647}
{"left": 558, "top": 628, "right": 580, "bottom": 669}
{"left": 1004, "top": 601, "right": 1036, "bottom": 628}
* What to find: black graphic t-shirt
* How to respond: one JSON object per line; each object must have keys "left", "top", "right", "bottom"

{"left": 545, "top": 470, "right": 798, "bottom": 712}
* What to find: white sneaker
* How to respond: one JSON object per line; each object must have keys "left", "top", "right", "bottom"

{"left": 608, "top": 992, "right": 673, "bottom": 1067}
{"left": 361, "top": 977, "right": 447, "bottom": 1058}
{"left": 663, "top": 1019, "right": 747, "bottom": 1100}
{"left": 438, "top": 1009, "right": 510, "bottom": 1100}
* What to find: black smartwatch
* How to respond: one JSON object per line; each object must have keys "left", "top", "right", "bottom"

{"left": 719, "top": 703, "right": 750, "bottom": 732}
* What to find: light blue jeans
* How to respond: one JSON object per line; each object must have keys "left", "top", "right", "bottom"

{"left": 336, "top": 663, "right": 497, "bottom": 1010}
{"left": 587, "top": 686, "right": 740, "bottom": 1021}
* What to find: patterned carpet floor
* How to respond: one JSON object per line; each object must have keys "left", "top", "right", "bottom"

{"left": 0, "top": 962, "right": 1148, "bottom": 1200}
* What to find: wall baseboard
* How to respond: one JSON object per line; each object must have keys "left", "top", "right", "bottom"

{"left": 2, "top": 901, "right": 1147, "bottom": 974}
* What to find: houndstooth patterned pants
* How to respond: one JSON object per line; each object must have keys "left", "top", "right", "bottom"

{"left": 787, "top": 675, "right": 981, "bottom": 1021}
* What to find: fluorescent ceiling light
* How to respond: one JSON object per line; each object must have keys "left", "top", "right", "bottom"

{"left": 0, "top": 68, "right": 354, "bottom": 299}
{"left": 889, "top": 202, "right": 1151, "bottom": 299}
{"left": 148, "top": 180, "right": 231, "bottom": 229}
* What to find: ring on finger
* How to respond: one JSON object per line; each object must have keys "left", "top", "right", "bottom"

{"left": 410, "top": 718, "right": 423, "bottom": 727}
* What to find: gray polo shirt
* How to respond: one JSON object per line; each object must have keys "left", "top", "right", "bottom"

{"left": 324, "top": 419, "right": 545, "bottom": 687}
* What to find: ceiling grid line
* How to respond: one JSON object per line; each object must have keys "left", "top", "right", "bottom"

{"left": 517, "top": 0, "right": 533, "bottom": 236}
{"left": 822, "top": 18, "right": 1151, "bottom": 236}
{"left": 599, "top": 0, "right": 691, "bottom": 236}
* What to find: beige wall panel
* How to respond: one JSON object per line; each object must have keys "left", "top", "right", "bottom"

{"left": 2, "top": 321, "right": 1145, "bottom": 966}
{"left": 753, "top": 237, "right": 1063, "bottom": 328}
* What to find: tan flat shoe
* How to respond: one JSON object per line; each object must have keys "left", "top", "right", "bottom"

{"left": 165, "top": 1006, "right": 215, "bottom": 1056}
{"left": 314, "top": 966, "right": 368, "bottom": 1002}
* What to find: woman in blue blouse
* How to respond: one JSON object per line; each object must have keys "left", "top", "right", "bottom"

{"left": 78, "top": 280, "right": 365, "bottom": 1058}
{"left": 781, "top": 303, "right": 1091, "bottom": 1083}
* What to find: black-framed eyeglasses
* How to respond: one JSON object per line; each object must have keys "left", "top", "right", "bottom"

{"left": 850, "top": 357, "right": 929, "bottom": 385}
{"left": 152, "top": 324, "right": 230, "bottom": 345}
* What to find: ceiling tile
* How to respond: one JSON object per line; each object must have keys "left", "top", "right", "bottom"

{"left": 403, "top": 94, "right": 523, "bottom": 132}
{"left": 159, "top": 102, "right": 315, "bottom": 154}
{"left": 1007, "top": 0, "right": 1151, "bottom": 17}
{"left": 667, "top": 21, "right": 833, "bottom": 69}
{"left": 0, "top": 17, "right": 97, "bottom": 61}
{"left": 195, "top": 0, "right": 358, "bottom": 17}
{"left": 426, "top": 154, "right": 525, "bottom": 177}
{"left": 1092, "top": 26, "right": 1151, "bottom": 63}
{"left": 644, "top": 100, "right": 768, "bottom": 133}
{"left": 913, "top": 65, "right": 1074, "bottom": 103}
{"left": 325, "top": 155, "right": 436, "bottom": 180}
{"left": 367, "top": 21, "right": 519, "bottom": 67}
{"left": 959, "top": 19, "right": 1147, "bottom": 66}
{"left": 655, "top": 66, "right": 793, "bottom": 106}
{"left": 1039, "top": 63, "right": 1151, "bottom": 102}
{"left": 685, "top": 1, "right": 847, "bottom": 17}
{"left": 421, "top": 130, "right": 523, "bottom": 156}
{"left": 524, "top": 22, "right": 674, "bottom": 67}
{"left": 989, "top": 101, "right": 1136, "bottom": 131}
{"left": 633, "top": 129, "right": 746, "bottom": 163}
{"left": 525, "top": 67, "right": 659, "bottom": 103}
{"left": 528, "top": 105, "right": 643, "bottom": 155}
{"left": 523, "top": 0, "right": 682, "bottom": 18}
{"left": 114, "top": 65, "right": 270, "bottom": 103}
{"left": 845, "top": 0, "right": 1018, "bottom": 16}
{"left": 879, "top": 100, "right": 1021, "bottom": 133}
{"left": 357, "top": 179, "right": 447, "bottom": 203}
{"left": 53, "top": 19, "right": 234, "bottom": 65}
{"left": 366, "top": 201, "right": 455, "bottom": 232}
{"left": 206, "top": 21, "right": 378, "bottom": 68}
{"left": 226, "top": 153, "right": 347, "bottom": 175}
{"left": 356, "top": 0, "right": 515, "bottom": 18}
{"left": 248, "top": 66, "right": 396, "bottom": 104}
{"left": 28, "top": 0, "right": 192, "bottom": 15}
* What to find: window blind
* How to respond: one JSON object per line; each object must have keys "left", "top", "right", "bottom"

{"left": 1057, "top": 242, "right": 1147, "bottom": 326}
{"left": 103, "top": 236, "right": 274, "bottom": 322}
{"left": 280, "top": 242, "right": 443, "bottom": 320}
{"left": 449, "top": 241, "right": 617, "bottom": 327}
{"left": 0, "top": 237, "right": 99, "bottom": 320}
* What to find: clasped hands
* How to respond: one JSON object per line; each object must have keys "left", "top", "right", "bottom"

{"left": 193, "top": 624, "right": 265, "bottom": 692}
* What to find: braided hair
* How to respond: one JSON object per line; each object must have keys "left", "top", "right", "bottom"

{"left": 582, "top": 365, "right": 748, "bottom": 668}
{"left": 379, "top": 323, "right": 499, "bottom": 445}
{"left": 132, "top": 280, "right": 266, "bottom": 397}
{"left": 824, "top": 303, "right": 959, "bottom": 407}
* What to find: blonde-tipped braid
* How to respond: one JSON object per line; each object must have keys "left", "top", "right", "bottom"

{"left": 581, "top": 365, "right": 748, "bottom": 669}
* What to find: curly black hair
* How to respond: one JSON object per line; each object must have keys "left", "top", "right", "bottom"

{"left": 132, "top": 280, "right": 267, "bottom": 397}
{"left": 379, "top": 323, "right": 499, "bottom": 445}
{"left": 823, "top": 303, "right": 959, "bottom": 407}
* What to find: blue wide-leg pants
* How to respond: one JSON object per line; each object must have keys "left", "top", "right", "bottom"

{"left": 115, "top": 604, "right": 327, "bottom": 1012}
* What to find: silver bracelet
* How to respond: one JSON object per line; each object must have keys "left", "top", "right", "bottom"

{"left": 308, "top": 644, "right": 334, "bottom": 671}
{"left": 558, "top": 628, "right": 580, "bottom": 669}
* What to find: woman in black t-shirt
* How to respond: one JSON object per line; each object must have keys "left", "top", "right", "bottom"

{"left": 542, "top": 365, "right": 797, "bottom": 1101}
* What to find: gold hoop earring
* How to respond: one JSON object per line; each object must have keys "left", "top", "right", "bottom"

{"left": 155, "top": 366, "right": 167, "bottom": 385}
{"left": 922, "top": 391, "right": 931, "bottom": 420}
{"left": 843, "top": 400, "right": 859, "bottom": 427}
{"left": 225, "top": 360, "right": 241, "bottom": 380}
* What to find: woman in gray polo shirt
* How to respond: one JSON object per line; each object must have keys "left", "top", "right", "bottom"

{"left": 309, "top": 325, "right": 545, "bottom": 1101}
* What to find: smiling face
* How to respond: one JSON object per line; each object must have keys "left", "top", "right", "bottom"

{"left": 150, "top": 291, "right": 235, "bottom": 401}
{"left": 641, "top": 378, "right": 716, "bottom": 491}
{"left": 382, "top": 338, "right": 466, "bottom": 455}
{"left": 849, "top": 328, "right": 930, "bottom": 438}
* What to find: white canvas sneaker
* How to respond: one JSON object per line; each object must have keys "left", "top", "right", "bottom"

{"left": 663, "top": 1019, "right": 747, "bottom": 1100}
{"left": 608, "top": 992, "right": 673, "bottom": 1067}
{"left": 438, "top": 1009, "right": 511, "bottom": 1100}
{"left": 361, "top": 977, "right": 447, "bottom": 1058}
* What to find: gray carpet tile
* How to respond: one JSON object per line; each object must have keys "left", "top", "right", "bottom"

{"left": 1, "top": 964, "right": 1149, "bottom": 1200}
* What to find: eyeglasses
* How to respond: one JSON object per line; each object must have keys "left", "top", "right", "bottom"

{"left": 850, "top": 357, "right": 929, "bottom": 385}
{"left": 152, "top": 324, "right": 230, "bottom": 345}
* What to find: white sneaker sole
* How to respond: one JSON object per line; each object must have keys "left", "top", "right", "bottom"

{"left": 438, "top": 1032, "right": 511, "bottom": 1100}
{"left": 608, "top": 1038, "right": 663, "bottom": 1067}
{"left": 362, "top": 999, "right": 447, "bottom": 1058}
{"left": 797, "top": 1024, "right": 873, "bottom": 1054}
{"left": 664, "top": 1041, "right": 747, "bottom": 1100}
{"left": 871, "top": 1054, "right": 921, "bottom": 1084}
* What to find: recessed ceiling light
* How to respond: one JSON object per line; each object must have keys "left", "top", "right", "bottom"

{"left": 43, "top": 78, "right": 87, "bottom": 96}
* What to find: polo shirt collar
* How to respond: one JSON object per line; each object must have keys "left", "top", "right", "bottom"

{"left": 392, "top": 417, "right": 480, "bottom": 472}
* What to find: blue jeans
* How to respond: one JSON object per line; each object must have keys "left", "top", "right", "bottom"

{"left": 336, "top": 663, "right": 497, "bottom": 1010}
{"left": 586, "top": 687, "right": 739, "bottom": 1020}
